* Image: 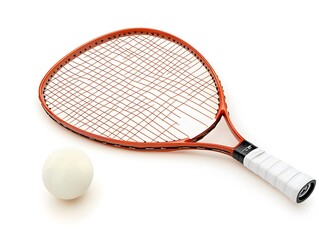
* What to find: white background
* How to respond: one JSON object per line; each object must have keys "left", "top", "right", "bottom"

{"left": 1, "top": 0, "right": 318, "bottom": 239}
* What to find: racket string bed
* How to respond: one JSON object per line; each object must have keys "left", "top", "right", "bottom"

{"left": 44, "top": 33, "right": 220, "bottom": 142}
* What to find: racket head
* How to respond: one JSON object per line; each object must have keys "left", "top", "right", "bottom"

{"left": 39, "top": 28, "right": 242, "bottom": 154}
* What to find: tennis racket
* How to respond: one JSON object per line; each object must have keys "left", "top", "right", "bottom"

{"left": 39, "top": 28, "right": 315, "bottom": 203}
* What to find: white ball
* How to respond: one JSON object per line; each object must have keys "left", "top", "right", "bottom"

{"left": 42, "top": 148, "right": 93, "bottom": 200}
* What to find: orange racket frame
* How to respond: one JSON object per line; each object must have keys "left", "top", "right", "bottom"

{"left": 39, "top": 28, "right": 244, "bottom": 155}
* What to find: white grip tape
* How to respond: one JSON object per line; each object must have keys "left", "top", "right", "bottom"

{"left": 243, "top": 148, "right": 315, "bottom": 203}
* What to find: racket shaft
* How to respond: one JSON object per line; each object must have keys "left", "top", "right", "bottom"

{"left": 243, "top": 148, "right": 316, "bottom": 203}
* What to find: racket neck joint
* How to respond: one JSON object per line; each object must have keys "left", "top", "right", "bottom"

{"left": 232, "top": 140, "right": 257, "bottom": 163}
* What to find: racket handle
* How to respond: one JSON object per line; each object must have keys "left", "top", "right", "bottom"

{"left": 233, "top": 140, "right": 316, "bottom": 203}
{"left": 235, "top": 145, "right": 316, "bottom": 203}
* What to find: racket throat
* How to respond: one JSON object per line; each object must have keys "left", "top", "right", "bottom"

{"left": 232, "top": 140, "right": 257, "bottom": 163}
